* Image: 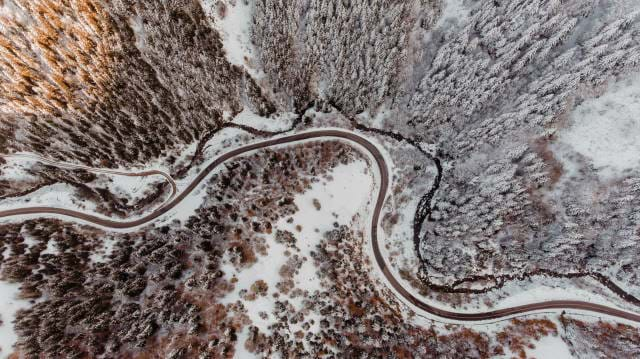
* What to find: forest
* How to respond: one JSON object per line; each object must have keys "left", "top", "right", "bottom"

{"left": 1, "top": 0, "right": 639, "bottom": 357}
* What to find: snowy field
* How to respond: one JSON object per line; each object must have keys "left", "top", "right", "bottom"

{"left": 0, "top": 282, "right": 31, "bottom": 357}
{"left": 555, "top": 73, "right": 640, "bottom": 180}
{"left": 231, "top": 108, "right": 297, "bottom": 133}
{"left": 223, "top": 159, "right": 374, "bottom": 356}
{"left": 201, "top": 0, "right": 263, "bottom": 79}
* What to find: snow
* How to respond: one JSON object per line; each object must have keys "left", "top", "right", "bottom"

{"left": 91, "top": 174, "right": 167, "bottom": 204}
{"left": 3, "top": 127, "right": 389, "bottom": 234}
{"left": 0, "top": 281, "right": 31, "bottom": 358}
{"left": 89, "top": 236, "right": 117, "bottom": 263}
{"left": 526, "top": 334, "right": 574, "bottom": 359}
{"left": 436, "top": 0, "right": 471, "bottom": 27}
{"left": 376, "top": 137, "right": 436, "bottom": 279}
{"left": 0, "top": 0, "right": 23, "bottom": 21}
{"left": 0, "top": 153, "right": 174, "bottom": 220}
{"left": 0, "top": 157, "right": 38, "bottom": 183}
{"left": 10, "top": 126, "right": 626, "bottom": 328}
{"left": 4, "top": 152, "right": 178, "bottom": 182}
{"left": 286, "top": 159, "right": 373, "bottom": 237}
{"left": 555, "top": 73, "right": 640, "bottom": 180}
{"left": 128, "top": 15, "right": 146, "bottom": 51}
{"left": 355, "top": 106, "right": 393, "bottom": 129}
{"left": 19, "top": 226, "right": 38, "bottom": 249}
{"left": 40, "top": 239, "right": 58, "bottom": 256}
{"left": 198, "top": 126, "right": 248, "bottom": 159}
{"left": 381, "top": 192, "right": 423, "bottom": 270}
{"left": 218, "top": 231, "right": 287, "bottom": 332}
{"left": 391, "top": 254, "right": 640, "bottom": 326}
{"left": 234, "top": 326, "right": 258, "bottom": 359}
{"left": 160, "top": 128, "right": 249, "bottom": 225}
{"left": 0, "top": 183, "right": 98, "bottom": 213}
{"left": 231, "top": 109, "right": 297, "bottom": 133}
{"left": 159, "top": 187, "right": 209, "bottom": 226}
{"left": 605, "top": 0, "right": 640, "bottom": 20}
{"left": 220, "top": 158, "right": 374, "bottom": 349}
{"left": 201, "top": 0, "right": 262, "bottom": 78}
{"left": 157, "top": 129, "right": 379, "bottom": 229}
{"left": 361, "top": 72, "right": 640, "bottom": 325}
{"left": 0, "top": 127, "right": 252, "bottom": 231}
{"left": 494, "top": 281, "right": 621, "bottom": 312}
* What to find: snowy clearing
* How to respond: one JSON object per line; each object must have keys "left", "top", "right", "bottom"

{"left": 0, "top": 157, "right": 38, "bottom": 183}
{"left": 0, "top": 183, "right": 98, "bottom": 213}
{"left": 223, "top": 159, "right": 374, "bottom": 351}
{"left": 231, "top": 109, "right": 297, "bottom": 133}
{"left": 201, "top": 0, "right": 262, "bottom": 78}
{"left": 526, "top": 334, "right": 574, "bottom": 359}
{"left": 555, "top": 73, "right": 640, "bottom": 180}
{"left": 435, "top": 0, "right": 471, "bottom": 27}
{"left": 88, "top": 173, "right": 167, "bottom": 204}
{"left": 0, "top": 281, "right": 31, "bottom": 358}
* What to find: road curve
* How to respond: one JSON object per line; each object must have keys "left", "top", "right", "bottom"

{"left": 1, "top": 153, "right": 177, "bottom": 201}
{"left": 1, "top": 130, "right": 640, "bottom": 323}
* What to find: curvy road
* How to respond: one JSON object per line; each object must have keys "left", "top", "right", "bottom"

{"left": 1, "top": 129, "right": 640, "bottom": 323}
{"left": 3, "top": 153, "right": 177, "bottom": 201}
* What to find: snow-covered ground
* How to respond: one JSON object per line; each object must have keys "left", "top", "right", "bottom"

{"left": 492, "top": 278, "right": 640, "bottom": 321}
{"left": 526, "top": 334, "right": 573, "bottom": 359}
{"left": 0, "top": 171, "right": 168, "bottom": 213}
{"left": 0, "top": 281, "right": 31, "bottom": 358}
{"left": 158, "top": 127, "right": 253, "bottom": 226}
{"left": 158, "top": 128, "right": 380, "bottom": 229}
{"left": 348, "top": 98, "right": 640, "bottom": 327}
{"left": 0, "top": 176, "right": 170, "bottom": 227}
{"left": 0, "top": 157, "right": 39, "bottom": 184}
{"left": 223, "top": 159, "right": 374, "bottom": 355}
{"left": 386, "top": 243, "right": 640, "bottom": 326}
{"left": 435, "top": 0, "right": 471, "bottom": 27}
{"left": 89, "top": 236, "right": 118, "bottom": 264}
{"left": 0, "top": 129, "right": 248, "bottom": 228}
{"left": 0, "top": 183, "right": 98, "bottom": 213}
{"left": 555, "top": 73, "right": 640, "bottom": 180}
{"left": 233, "top": 326, "right": 257, "bottom": 359}
{"left": 89, "top": 174, "right": 168, "bottom": 204}
{"left": 201, "top": 0, "right": 262, "bottom": 79}
{"left": 2, "top": 121, "right": 636, "bottom": 356}
{"left": 0, "top": 151, "right": 181, "bottom": 220}
{"left": 231, "top": 108, "right": 297, "bottom": 133}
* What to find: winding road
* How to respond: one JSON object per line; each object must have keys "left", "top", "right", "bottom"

{"left": 1, "top": 129, "right": 640, "bottom": 323}
{"left": 2, "top": 153, "right": 178, "bottom": 201}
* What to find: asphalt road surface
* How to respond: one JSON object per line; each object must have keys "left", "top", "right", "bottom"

{"left": 2, "top": 129, "right": 640, "bottom": 323}
{"left": 2, "top": 153, "right": 177, "bottom": 200}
